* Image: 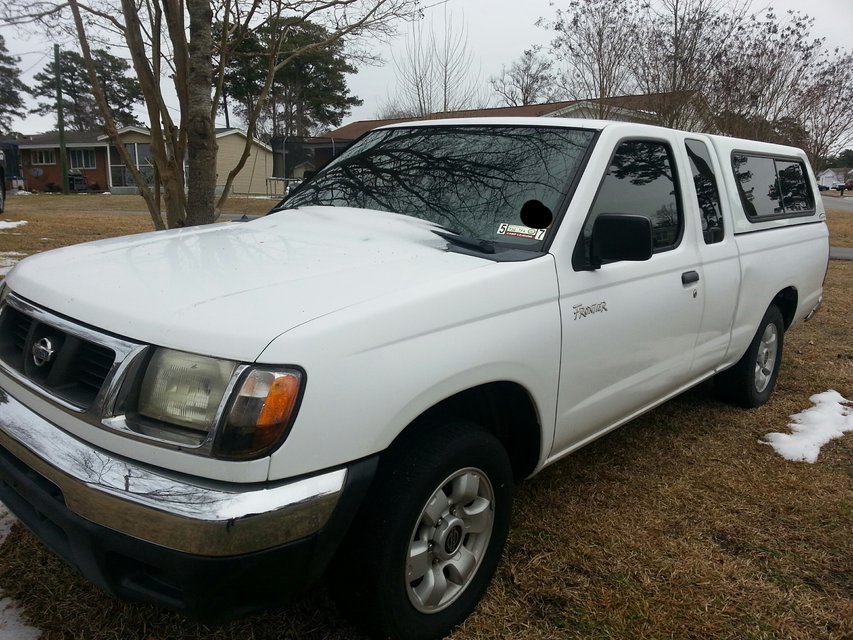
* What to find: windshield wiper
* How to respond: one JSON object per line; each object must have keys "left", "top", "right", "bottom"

{"left": 431, "top": 229, "right": 496, "bottom": 254}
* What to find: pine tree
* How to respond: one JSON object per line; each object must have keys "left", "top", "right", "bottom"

{"left": 223, "top": 19, "right": 362, "bottom": 140}
{"left": 0, "top": 35, "right": 26, "bottom": 134}
{"left": 30, "top": 49, "right": 143, "bottom": 131}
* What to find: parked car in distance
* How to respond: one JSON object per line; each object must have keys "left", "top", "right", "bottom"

{"left": 0, "top": 118, "right": 830, "bottom": 640}
{"left": 817, "top": 183, "right": 829, "bottom": 191}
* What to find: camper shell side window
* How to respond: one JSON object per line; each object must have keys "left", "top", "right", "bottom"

{"left": 731, "top": 153, "right": 815, "bottom": 222}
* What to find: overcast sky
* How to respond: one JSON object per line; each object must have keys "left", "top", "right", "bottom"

{"left": 1, "top": 0, "right": 851, "bottom": 134}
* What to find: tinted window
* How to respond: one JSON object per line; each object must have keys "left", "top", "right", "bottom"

{"left": 776, "top": 160, "right": 812, "bottom": 212}
{"left": 733, "top": 154, "right": 814, "bottom": 219}
{"left": 281, "top": 126, "right": 595, "bottom": 249}
{"left": 578, "top": 140, "right": 681, "bottom": 263}
{"left": 685, "top": 139, "right": 723, "bottom": 244}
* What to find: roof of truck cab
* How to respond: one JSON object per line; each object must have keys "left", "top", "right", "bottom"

{"left": 376, "top": 117, "right": 613, "bottom": 131}
{"left": 373, "top": 118, "right": 810, "bottom": 158}
{"left": 705, "top": 133, "right": 807, "bottom": 158}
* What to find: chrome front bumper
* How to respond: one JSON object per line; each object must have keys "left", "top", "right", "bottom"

{"left": 0, "top": 387, "right": 346, "bottom": 556}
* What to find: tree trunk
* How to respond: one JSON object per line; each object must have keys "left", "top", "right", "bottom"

{"left": 186, "top": 0, "right": 217, "bottom": 225}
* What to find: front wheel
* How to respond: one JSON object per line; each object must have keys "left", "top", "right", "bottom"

{"left": 715, "top": 304, "right": 785, "bottom": 407}
{"left": 333, "top": 422, "right": 513, "bottom": 640}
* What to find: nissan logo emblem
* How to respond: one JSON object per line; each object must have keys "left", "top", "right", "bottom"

{"left": 32, "top": 337, "right": 56, "bottom": 367}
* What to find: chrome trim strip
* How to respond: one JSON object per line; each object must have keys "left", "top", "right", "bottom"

{"left": 5, "top": 293, "right": 142, "bottom": 358}
{"left": 0, "top": 388, "right": 346, "bottom": 556}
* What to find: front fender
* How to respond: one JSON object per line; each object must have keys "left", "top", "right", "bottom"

{"left": 261, "top": 256, "right": 562, "bottom": 480}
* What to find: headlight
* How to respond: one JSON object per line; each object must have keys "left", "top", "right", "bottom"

{"left": 135, "top": 348, "right": 303, "bottom": 459}
{"left": 138, "top": 349, "right": 238, "bottom": 431}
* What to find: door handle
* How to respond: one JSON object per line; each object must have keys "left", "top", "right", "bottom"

{"left": 681, "top": 270, "right": 700, "bottom": 285}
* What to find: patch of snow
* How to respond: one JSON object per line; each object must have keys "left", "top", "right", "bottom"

{"left": 11, "top": 191, "right": 31, "bottom": 196}
{"left": 0, "top": 221, "right": 27, "bottom": 231}
{"left": 0, "top": 505, "right": 38, "bottom": 638}
{"left": 101, "top": 192, "right": 111, "bottom": 195}
{"left": 0, "top": 503, "right": 16, "bottom": 545}
{"left": 762, "top": 390, "right": 853, "bottom": 463}
{"left": 0, "top": 253, "right": 25, "bottom": 276}
{"left": 0, "top": 598, "right": 40, "bottom": 640}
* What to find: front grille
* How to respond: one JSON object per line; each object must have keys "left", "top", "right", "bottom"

{"left": 75, "top": 342, "right": 116, "bottom": 393}
{"left": 11, "top": 312, "right": 31, "bottom": 352}
{"left": 0, "top": 304, "right": 116, "bottom": 409}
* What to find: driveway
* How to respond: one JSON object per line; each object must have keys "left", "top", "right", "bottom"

{"left": 822, "top": 193, "right": 853, "bottom": 213}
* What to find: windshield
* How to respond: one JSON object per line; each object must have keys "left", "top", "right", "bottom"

{"left": 277, "top": 125, "right": 596, "bottom": 250}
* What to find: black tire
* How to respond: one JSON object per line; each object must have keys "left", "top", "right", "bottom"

{"left": 715, "top": 304, "right": 785, "bottom": 408}
{"left": 332, "top": 421, "right": 513, "bottom": 640}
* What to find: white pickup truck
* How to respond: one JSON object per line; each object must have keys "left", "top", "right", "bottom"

{"left": 0, "top": 119, "right": 828, "bottom": 639}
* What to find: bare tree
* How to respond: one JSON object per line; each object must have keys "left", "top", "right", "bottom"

{"left": 797, "top": 50, "right": 853, "bottom": 169}
{"left": 2, "top": 0, "right": 419, "bottom": 229}
{"left": 490, "top": 47, "right": 560, "bottom": 107}
{"left": 382, "top": 9, "right": 486, "bottom": 118}
{"left": 632, "top": 0, "right": 750, "bottom": 130}
{"left": 539, "top": 0, "right": 641, "bottom": 119}
{"left": 705, "top": 9, "right": 824, "bottom": 143}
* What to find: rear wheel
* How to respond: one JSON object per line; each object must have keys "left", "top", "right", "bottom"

{"left": 333, "top": 422, "right": 513, "bottom": 640}
{"left": 715, "top": 304, "right": 784, "bottom": 407}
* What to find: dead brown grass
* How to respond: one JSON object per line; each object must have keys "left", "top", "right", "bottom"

{"left": 0, "top": 197, "right": 850, "bottom": 640}
{"left": 825, "top": 204, "right": 853, "bottom": 248}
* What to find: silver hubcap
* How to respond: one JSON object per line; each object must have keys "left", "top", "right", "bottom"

{"left": 405, "top": 468, "right": 494, "bottom": 613}
{"left": 754, "top": 323, "right": 778, "bottom": 393}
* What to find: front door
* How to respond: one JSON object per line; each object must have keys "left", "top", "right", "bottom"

{"left": 551, "top": 137, "right": 704, "bottom": 456}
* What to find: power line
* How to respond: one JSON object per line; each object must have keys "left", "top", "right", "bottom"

{"left": 21, "top": 52, "right": 49, "bottom": 74}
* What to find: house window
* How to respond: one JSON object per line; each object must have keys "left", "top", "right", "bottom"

{"left": 32, "top": 150, "right": 55, "bottom": 165}
{"left": 69, "top": 149, "right": 96, "bottom": 170}
{"left": 110, "top": 143, "right": 155, "bottom": 188}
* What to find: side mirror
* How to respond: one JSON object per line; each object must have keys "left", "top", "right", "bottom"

{"left": 590, "top": 213, "right": 653, "bottom": 268}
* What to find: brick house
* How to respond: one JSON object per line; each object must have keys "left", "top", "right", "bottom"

{"left": 17, "top": 127, "right": 273, "bottom": 195}
{"left": 18, "top": 130, "right": 110, "bottom": 193}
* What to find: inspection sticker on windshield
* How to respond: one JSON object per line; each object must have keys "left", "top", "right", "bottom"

{"left": 497, "top": 223, "right": 546, "bottom": 240}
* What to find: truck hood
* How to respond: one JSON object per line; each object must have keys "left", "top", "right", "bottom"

{"left": 7, "top": 206, "right": 491, "bottom": 361}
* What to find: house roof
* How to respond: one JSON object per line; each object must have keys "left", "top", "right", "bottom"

{"left": 820, "top": 167, "right": 852, "bottom": 180}
{"left": 322, "top": 92, "right": 692, "bottom": 140}
{"left": 215, "top": 128, "right": 273, "bottom": 152}
{"left": 18, "top": 130, "right": 107, "bottom": 149}
{"left": 321, "top": 102, "right": 580, "bottom": 140}
{"left": 15, "top": 127, "right": 270, "bottom": 153}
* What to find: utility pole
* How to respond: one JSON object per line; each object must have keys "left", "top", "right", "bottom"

{"left": 222, "top": 91, "right": 231, "bottom": 129}
{"left": 55, "top": 44, "right": 69, "bottom": 195}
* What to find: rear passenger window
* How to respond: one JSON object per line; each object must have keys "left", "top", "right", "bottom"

{"left": 732, "top": 154, "right": 815, "bottom": 220}
{"left": 577, "top": 140, "right": 682, "bottom": 264}
{"left": 685, "top": 139, "right": 723, "bottom": 244}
